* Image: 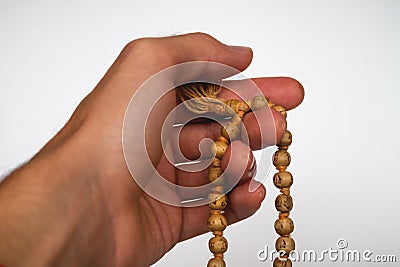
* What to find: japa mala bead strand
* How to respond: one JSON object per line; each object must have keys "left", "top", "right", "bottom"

{"left": 251, "top": 93, "right": 297, "bottom": 265}
{"left": 272, "top": 111, "right": 296, "bottom": 263}
{"left": 207, "top": 123, "right": 243, "bottom": 267}
{"left": 176, "top": 82, "right": 297, "bottom": 267}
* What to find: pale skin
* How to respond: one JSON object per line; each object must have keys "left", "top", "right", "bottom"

{"left": 0, "top": 33, "right": 304, "bottom": 267}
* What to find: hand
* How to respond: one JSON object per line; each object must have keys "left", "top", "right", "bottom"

{"left": 0, "top": 33, "right": 304, "bottom": 267}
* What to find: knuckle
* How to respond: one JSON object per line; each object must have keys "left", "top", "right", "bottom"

{"left": 122, "top": 38, "right": 170, "bottom": 63}
{"left": 123, "top": 38, "right": 156, "bottom": 55}
{"left": 190, "top": 32, "right": 216, "bottom": 42}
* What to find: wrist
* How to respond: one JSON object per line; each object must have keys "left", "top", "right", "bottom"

{"left": 0, "top": 133, "right": 113, "bottom": 267}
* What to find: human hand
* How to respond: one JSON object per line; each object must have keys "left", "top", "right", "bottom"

{"left": 0, "top": 33, "right": 304, "bottom": 267}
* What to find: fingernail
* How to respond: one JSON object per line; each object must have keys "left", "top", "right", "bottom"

{"left": 229, "top": 45, "right": 252, "bottom": 53}
{"left": 248, "top": 180, "right": 261, "bottom": 193}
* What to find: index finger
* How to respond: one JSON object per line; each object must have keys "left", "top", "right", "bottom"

{"left": 220, "top": 77, "right": 305, "bottom": 110}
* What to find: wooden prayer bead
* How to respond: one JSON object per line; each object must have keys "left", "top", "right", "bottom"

{"left": 273, "top": 150, "right": 291, "bottom": 168}
{"left": 251, "top": 95, "right": 268, "bottom": 110}
{"left": 279, "top": 130, "right": 292, "bottom": 147}
{"left": 275, "top": 237, "right": 295, "bottom": 254}
{"left": 275, "top": 194, "right": 293, "bottom": 213}
{"left": 211, "top": 158, "right": 222, "bottom": 168}
{"left": 207, "top": 213, "right": 228, "bottom": 232}
{"left": 273, "top": 258, "right": 292, "bottom": 267}
{"left": 212, "top": 140, "right": 228, "bottom": 159}
{"left": 273, "top": 171, "right": 293, "bottom": 189}
{"left": 274, "top": 217, "right": 294, "bottom": 236}
{"left": 221, "top": 122, "right": 240, "bottom": 141}
{"left": 218, "top": 136, "right": 229, "bottom": 144}
{"left": 208, "top": 167, "right": 223, "bottom": 182}
{"left": 207, "top": 258, "right": 226, "bottom": 267}
{"left": 208, "top": 193, "right": 227, "bottom": 210}
{"left": 209, "top": 236, "right": 228, "bottom": 254}
{"left": 212, "top": 185, "right": 224, "bottom": 193}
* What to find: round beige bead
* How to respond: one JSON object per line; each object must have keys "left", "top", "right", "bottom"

{"left": 275, "top": 237, "right": 295, "bottom": 254}
{"left": 251, "top": 95, "right": 268, "bottom": 110}
{"left": 273, "top": 150, "right": 291, "bottom": 168}
{"left": 211, "top": 158, "right": 221, "bottom": 168}
{"left": 209, "top": 236, "right": 228, "bottom": 254}
{"left": 212, "top": 185, "right": 224, "bottom": 193}
{"left": 275, "top": 194, "right": 293, "bottom": 212}
{"left": 274, "top": 217, "right": 294, "bottom": 236}
{"left": 273, "top": 172, "right": 293, "bottom": 189}
{"left": 207, "top": 257, "right": 226, "bottom": 267}
{"left": 208, "top": 167, "right": 223, "bottom": 182}
{"left": 279, "top": 130, "right": 292, "bottom": 147}
{"left": 208, "top": 193, "right": 227, "bottom": 210}
{"left": 207, "top": 213, "right": 228, "bottom": 232}
{"left": 212, "top": 140, "right": 228, "bottom": 159}
{"left": 221, "top": 122, "right": 240, "bottom": 141}
{"left": 273, "top": 257, "right": 292, "bottom": 267}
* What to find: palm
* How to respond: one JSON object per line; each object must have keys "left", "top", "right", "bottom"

{"left": 136, "top": 151, "right": 211, "bottom": 266}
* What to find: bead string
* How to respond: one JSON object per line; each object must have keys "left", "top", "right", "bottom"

{"left": 272, "top": 119, "right": 295, "bottom": 267}
{"left": 176, "top": 83, "right": 294, "bottom": 267}
{"left": 206, "top": 102, "right": 250, "bottom": 267}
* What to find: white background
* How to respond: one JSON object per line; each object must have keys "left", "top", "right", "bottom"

{"left": 1, "top": 0, "right": 399, "bottom": 266}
